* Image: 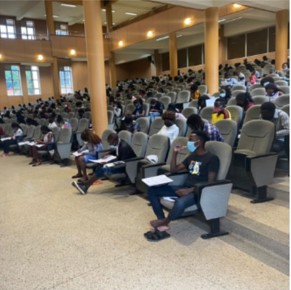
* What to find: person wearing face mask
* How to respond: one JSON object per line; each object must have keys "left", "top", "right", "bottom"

{"left": 265, "top": 83, "right": 283, "bottom": 101}
{"left": 72, "top": 133, "right": 136, "bottom": 194}
{"left": 157, "top": 111, "right": 179, "bottom": 144}
{"left": 72, "top": 129, "right": 103, "bottom": 181}
{"left": 144, "top": 131, "right": 219, "bottom": 241}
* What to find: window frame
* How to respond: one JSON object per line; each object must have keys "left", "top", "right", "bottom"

{"left": 4, "top": 65, "right": 23, "bottom": 96}
{"left": 25, "top": 66, "right": 41, "bottom": 96}
{"left": 59, "top": 66, "right": 74, "bottom": 94}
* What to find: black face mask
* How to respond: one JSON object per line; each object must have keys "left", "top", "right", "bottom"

{"left": 164, "top": 121, "right": 173, "bottom": 127}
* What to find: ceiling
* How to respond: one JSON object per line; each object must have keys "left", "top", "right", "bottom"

{"left": 0, "top": 0, "right": 289, "bottom": 64}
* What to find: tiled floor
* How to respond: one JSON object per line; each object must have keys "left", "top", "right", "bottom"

{"left": 0, "top": 154, "right": 289, "bottom": 290}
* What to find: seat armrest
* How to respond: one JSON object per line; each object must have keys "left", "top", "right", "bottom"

{"left": 141, "top": 162, "right": 166, "bottom": 178}
{"left": 195, "top": 180, "right": 233, "bottom": 199}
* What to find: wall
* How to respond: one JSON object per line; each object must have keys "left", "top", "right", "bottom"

{"left": 71, "top": 61, "right": 88, "bottom": 90}
{"left": 116, "top": 57, "right": 153, "bottom": 81}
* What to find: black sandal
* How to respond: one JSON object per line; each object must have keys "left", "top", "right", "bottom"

{"left": 144, "top": 229, "right": 170, "bottom": 241}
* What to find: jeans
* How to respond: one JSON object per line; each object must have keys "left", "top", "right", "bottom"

{"left": 149, "top": 112, "right": 161, "bottom": 123}
{"left": 148, "top": 184, "right": 197, "bottom": 220}
{"left": 94, "top": 164, "right": 125, "bottom": 178}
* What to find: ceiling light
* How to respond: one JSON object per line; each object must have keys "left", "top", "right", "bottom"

{"left": 156, "top": 36, "right": 169, "bottom": 42}
{"left": 37, "top": 54, "right": 44, "bottom": 61}
{"left": 184, "top": 17, "right": 192, "bottom": 26}
{"left": 233, "top": 3, "right": 242, "bottom": 8}
{"left": 125, "top": 12, "right": 137, "bottom": 16}
{"left": 69, "top": 49, "right": 76, "bottom": 56}
{"left": 61, "top": 3, "right": 76, "bottom": 8}
{"left": 147, "top": 30, "right": 154, "bottom": 38}
{"left": 0, "top": 54, "right": 3, "bottom": 60}
{"left": 118, "top": 40, "right": 124, "bottom": 47}
{"left": 218, "top": 19, "right": 226, "bottom": 23}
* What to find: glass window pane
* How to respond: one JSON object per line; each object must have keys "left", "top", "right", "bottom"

{"left": 247, "top": 29, "right": 268, "bottom": 56}
{"left": 178, "top": 48, "right": 187, "bottom": 68}
{"left": 161, "top": 52, "right": 169, "bottom": 71}
{"left": 188, "top": 45, "right": 203, "bottom": 66}
{"left": 227, "top": 34, "right": 245, "bottom": 59}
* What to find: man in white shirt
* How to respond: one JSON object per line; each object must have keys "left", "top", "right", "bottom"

{"left": 157, "top": 111, "right": 179, "bottom": 144}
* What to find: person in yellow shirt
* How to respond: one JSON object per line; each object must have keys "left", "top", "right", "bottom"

{"left": 211, "top": 98, "right": 231, "bottom": 124}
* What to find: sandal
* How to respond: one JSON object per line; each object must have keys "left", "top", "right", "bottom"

{"left": 144, "top": 229, "right": 170, "bottom": 242}
{"left": 72, "top": 174, "right": 83, "bottom": 179}
{"left": 32, "top": 161, "right": 41, "bottom": 167}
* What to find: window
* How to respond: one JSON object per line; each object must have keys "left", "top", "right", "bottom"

{"left": 227, "top": 34, "right": 245, "bottom": 59}
{"left": 247, "top": 29, "right": 268, "bottom": 56}
{"left": 188, "top": 44, "right": 203, "bottom": 66}
{"left": 21, "top": 21, "right": 35, "bottom": 40}
{"left": 5, "top": 65, "right": 23, "bottom": 96}
{"left": 161, "top": 52, "right": 169, "bottom": 71}
{"left": 0, "top": 19, "right": 16, "bottom": 39}
{"left": 59, "top": 66, "right": 74, "bottom": 94}
{"left": 25, "top": 66, "right": 41, "bottom": 95}
{"left": 178, "top": 48, "right": 187, "bottom": 68}
{"left": 268, "top": 26, "right": 276, "bottom": 52}
{"left": 56, "top": 24, "right": 69, "bottom": 35}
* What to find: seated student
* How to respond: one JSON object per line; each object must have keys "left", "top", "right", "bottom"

{"left": 29, "top": 125, "right": 55, "bottom": 166}
{"left": 187, "top": 114, "right": 224, "bottom": 142}
{"left": 235, "top": 92, "right": 254, "bottom": 113}
{"left": 48, "top": 115, "right": 58, "bottom": 129}
{"left": 119, "top": 113, "right": 137, "bottom": 133}
{"left": 144, "top": 131, "right": 219, "bottom": 241}
{"left": 72, "top": 129, "right": 103, "bottom": 181}
{"left": 149, "top": 99, "right": 164, "bottom": 122}
{"left": 72, "top": 132, "right": 136, "bottom": 194}
{"left": 1, "top": 122, "right": 24, "bottom": 157}
{"left": 260, "top": 102, "right": 289, "bottom": 157}
{"left": 132, "top": 98, "right": 145, "bottom": 119}
{"left": 265, "top": 83, "right": 284, "bottom": 102}
{"left": 211, "top": 98, "right": 231, "bottom": 124}
{"left": 157, "top": 111, "right": 179, "bottom": 144}
{"left": 167, "top": 103, "right": 186, "bottom": 121}
{"left": 56, "top": 115, "right": 72, "bottom": 129}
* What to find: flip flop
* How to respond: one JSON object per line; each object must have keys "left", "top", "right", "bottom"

{"left": 72, "top": 174, "right": 82, "bottom": 179}
{"left": 32, "top": 161, "right": 41, "bottom": 167}
{"left": 144, "top": 229, "right": 170, "bottom": 242}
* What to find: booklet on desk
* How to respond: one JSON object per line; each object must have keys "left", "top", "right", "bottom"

{"left": 88, "top": 155, "right": 117, "bottom": 164}
{"left": 142, "top": 174, "right": 173, "bottom": 187}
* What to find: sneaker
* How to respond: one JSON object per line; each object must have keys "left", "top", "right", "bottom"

{"left": 72, "top": 181, "right": 88, "bottom": 195}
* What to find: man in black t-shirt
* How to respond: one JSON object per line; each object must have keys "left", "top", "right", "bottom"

{"left": 145, "top": 131, "right": 219, "bottom": 241}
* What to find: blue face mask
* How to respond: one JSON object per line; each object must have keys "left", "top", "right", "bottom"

{"left": 220, "top": 93, "right": 226, "bottom": 98}
{"left": 187, "top": 141, "right": 198, "bottom": 152}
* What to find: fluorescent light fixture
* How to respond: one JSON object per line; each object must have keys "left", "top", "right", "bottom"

{"left": 177, "top": 34, "right": 183, "bottom": 38}
{"left": 125, "top": 12, "right": 137, "bottom": 16}
{"left": 102, "top": 9, "right": 115, "bottom": 13}
{"left": 61, "top": 3, "right": 76, "bottom": 8}
{"left": 156, "top": 36, "right": 169, "bottom": 42}
{"left": 53, "top": 15, "right": 59, "bottom": 18}
{"left": 218, "top": 19, "right": 226, "bottom": 23}
{"left": 225, "top": 17, "right": 242, "bottom": 23}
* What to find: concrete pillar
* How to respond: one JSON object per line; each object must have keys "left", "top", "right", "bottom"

{"left": 275, "top": 10, "right": 289, "bottom": 71}
{"left": 204, "top": 7, "right": 219, "bottom": 95}
{"left": 169, "top": 33, "right": 178, "bottom": 77}
{"left": 45, "top": 0, "right": 60, "bottom": 99}
{"left": 83, "top": 0, "right": 108, "bottom": 135}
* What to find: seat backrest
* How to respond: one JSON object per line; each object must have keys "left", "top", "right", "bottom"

{"left": 226, "top": 97, "right": 237, "bottom": 106}
{"left": 69, "top": 118, "right": 79, "bottom": 132}
{"left": 273, "top": 94, "right": 290, "bottom": 108}
{"left": 215, "top": 119, "right": 238, "bottom": 147}
{"left": 83, "top": 111, "right": 91, "bottom": 120}
{"left": 57, "top": 127, "right": 72, "bottom": 143}
{"left": 135, "top": 117, "right": 150, "bottom": 134}
{"left": 188, "top": 99, "right": 198, "bottom": 108}
{"left": 243, "top": 105, "right": 261, "bottom": 124}
{"left": 281, "top": 104, "right": 289, "bottom": 116}
{"left": 167, "top": 92, "right": 177, "bottom": 103}
{"left": 124, "top": 103, "right": 135, "bottom": 114}
{"left": 199, "top": 106, "right": 213, "bottom": 123}
{"left": 101, "top": 129, "right": 116, "bottom": 150}
{"left": 236, "top": 119, "right": 275, "bottom": 156}
{"left": 198, "top": 85, "right": 207, "bottom": 95}
{"left": 275, "top": 80, "right": 288, "bottom": 87}
{"left": 148, "top": 117, "right": 164, "bottom": 136}
{"left": 250, "top": 87, "right": 266, "bottom": 97}
{"left": 25, "top": 125, "right": 35, "bottom": 139}
{"left": 159, "top": 96, "right": 171, "bottom": 109}
{"left": 143, "top": 103, "right": 150, "bottom": 116}
{"left": 231, "top": 90, "right": 246, "bottom": 98}
{"left": 175, "top": 118, "right": 187, "bottom": 136}
{"left": 232, "top": 84, "right": 246, "bottom": 92}
{"left": 145, "top": 134, "right": 170, "bottom": 163}
{"left": 32, "top": 125, "right": 42, "bottom": 140}
{"left": 77, "top": 118, "right": 89, "bottom": 132}
{"left": 205, "top": 141, "right": 232, "bottom": 180}
{"left": 226, "top": 105, "right": 243, "bottom": 125}
{"left": 52, "top": 127, "right": 60, "bottom": 141}
{"left": 182, "top": 107, "right": 198, "bottom": 119}
{"left": 252, "top": 96, "right": 270, "bottom": 105}
{"left": 165, "top": 136, "right": 189, "bottom": 165}
{"left": 249, "top": 84, "right": 264, "bottom": 92}
{"left": 176, "top": 90, "right": 191, "bottom": 104}
{"left": 118, "top": 130, "right": 132, "bottom": 146}
{"left": 107, "top": 110, "right": 114, "bottom": 125}
{"left": 131, "top": 132, "right": 148, "bottom": 157}
{"left": 278, "top": 86, "right": 290, "bottom": 94}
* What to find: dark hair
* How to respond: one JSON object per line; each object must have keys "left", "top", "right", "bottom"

{"left": 191, "top": 130, "right": 210, "bottom": 143}
{"left": 41, "top": 125, "right": 50, "bottom": 134}
{"left": 167, "top": 103, "right": 178, "bottom": 112}
{"left": 162, "top": 111, "right": 176, "bottom": 122}
{"left": 261, "top": 102, "right": 276, "bottom": 113}
{"left": 81, "top": 129, "right": 101, "bottom": 144}
{"left": 107, "top": 132, "right": 118, "bottom": 143}
{"left": 187, "top": 114, "right": 203, "bottom": 130}
{"left": 260, "top": 76, "right": 275, "bottom": 87}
